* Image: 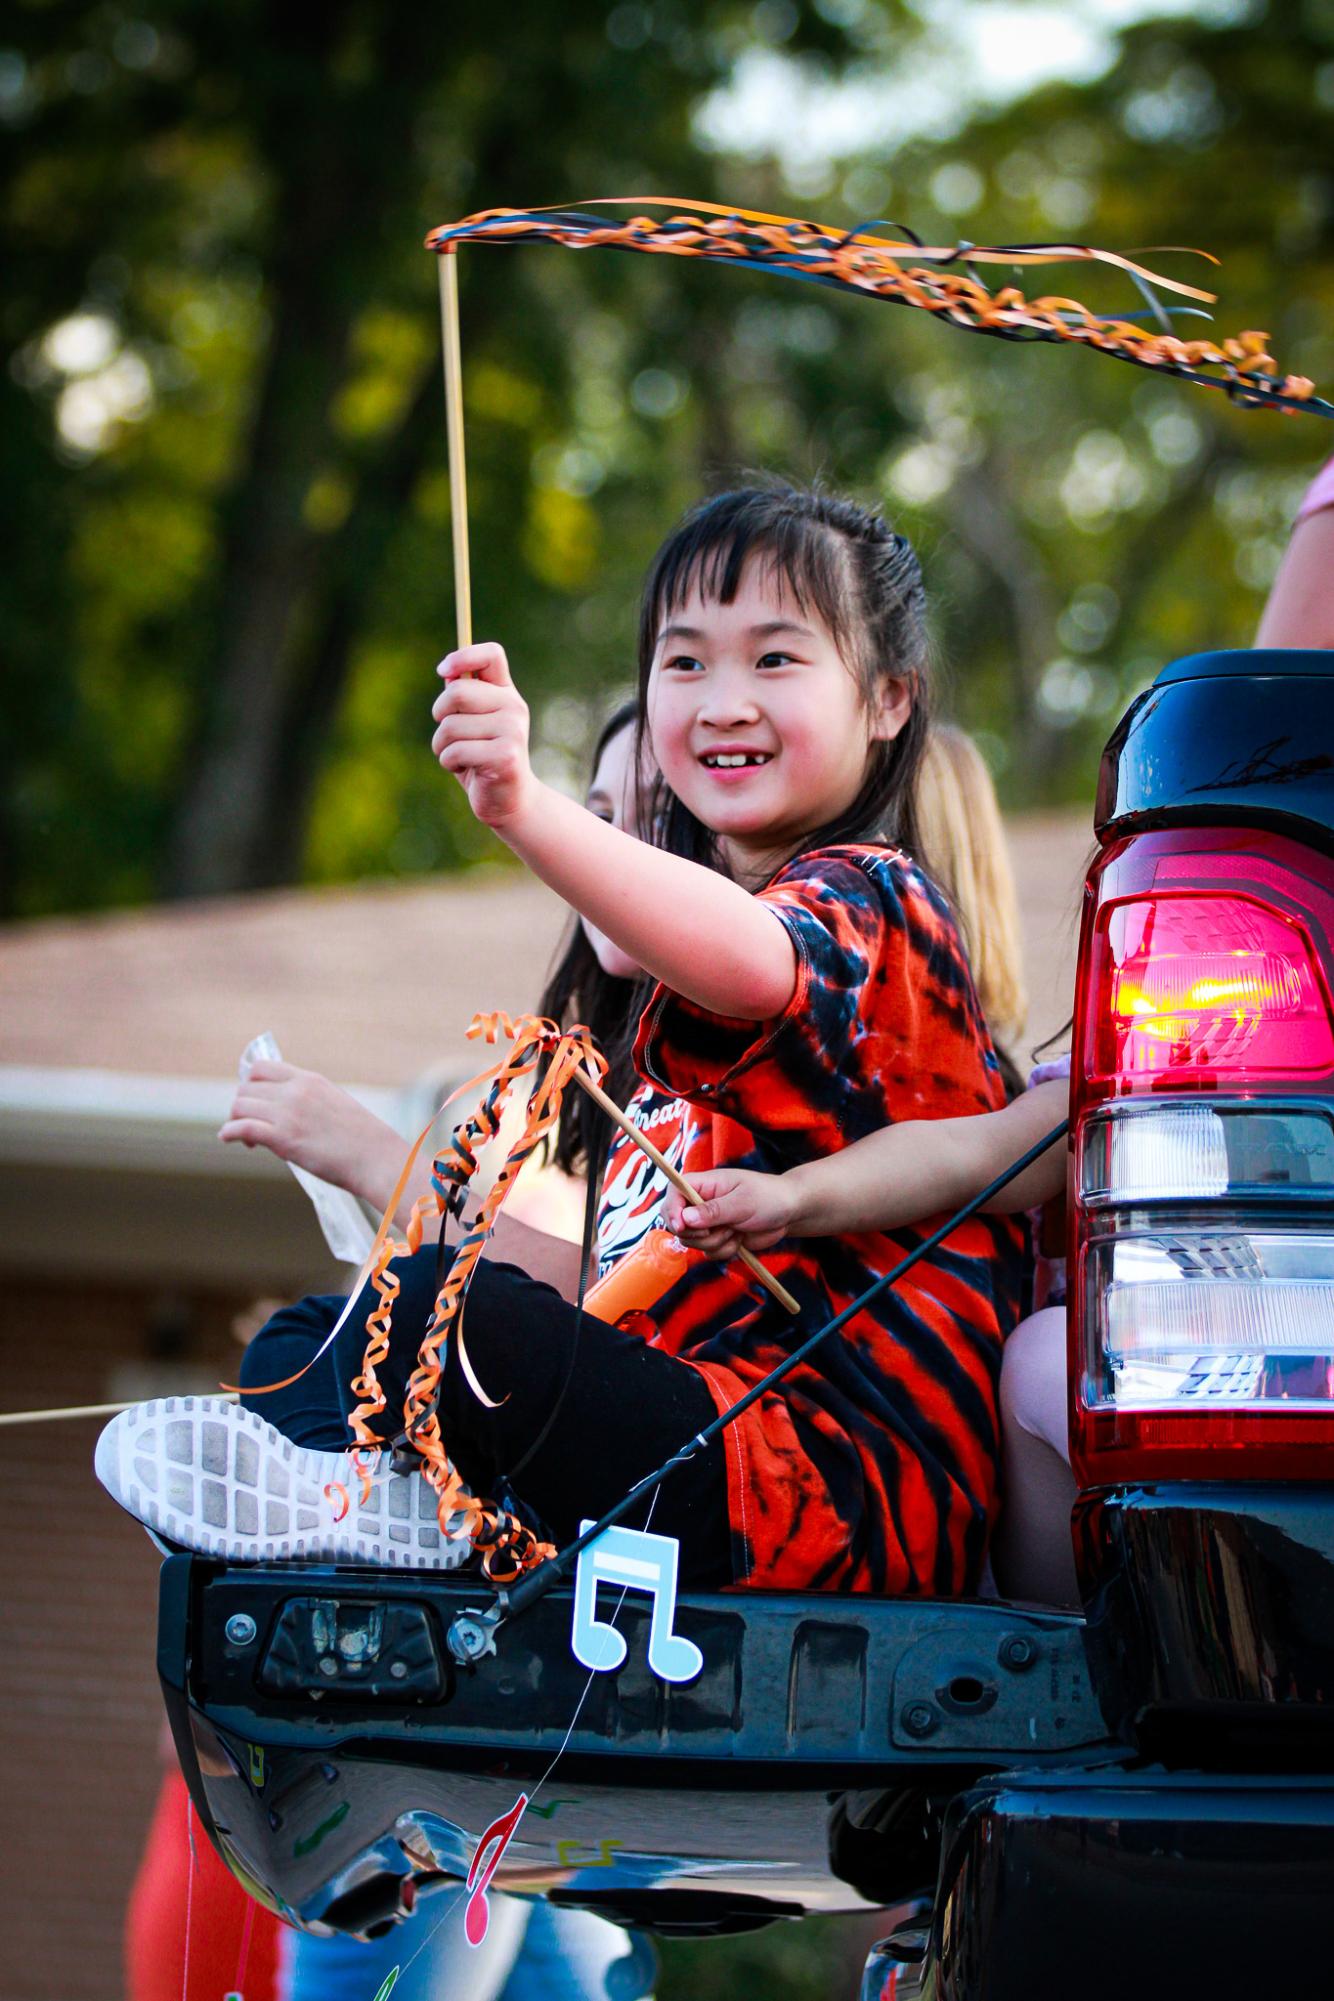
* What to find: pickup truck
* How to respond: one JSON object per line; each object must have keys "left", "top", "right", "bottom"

{"left": 157, "top": 646, "right": 1334, "bottom": 1999}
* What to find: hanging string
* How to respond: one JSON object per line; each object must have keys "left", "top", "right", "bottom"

{"left": 181, "top": 1796, "right": 197, "bottom": 2001}
{"left": 230, "top": 1891, "right": 255, "bottom": 2001}
{"left": 360, "top": 1487, "right": 663, "bottom": 1989}
{"left": 0, "top": 1395, "right": 239, "bottom": 1430}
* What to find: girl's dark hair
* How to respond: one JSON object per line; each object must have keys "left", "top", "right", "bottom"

{"left": 635, "top": 484, "right": 932, "bottom": 875}
{"left": 537, "top": 699, "right": 647, "bottom": 1177}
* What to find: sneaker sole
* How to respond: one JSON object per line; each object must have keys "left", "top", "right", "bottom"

{"left": 94, "top": 1396, "right": 472, "bottom": 1570}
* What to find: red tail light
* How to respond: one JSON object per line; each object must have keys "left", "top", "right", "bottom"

{"left": 1070, "top": 828, "right": 1334, "bottom": 1487}
{"left": 1095, "top": 892, "right": 1334, "bottom": 1084}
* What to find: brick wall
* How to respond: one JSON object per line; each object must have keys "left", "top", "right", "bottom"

{"left": 0, "top": 1280, "right": 252, "bottom": 2001}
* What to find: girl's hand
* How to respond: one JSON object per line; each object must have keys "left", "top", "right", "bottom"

{"left": 662, "top": 1167, "right": 798, "bottom": 1258}
{"left": 430, "top": 643, "right": 535, "bottom": 830}
{"left": 219, "top": 1062, "right": 402, "bottom": 1207}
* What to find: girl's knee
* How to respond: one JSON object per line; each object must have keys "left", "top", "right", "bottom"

{"left": 237, "top": 1322, "right": 287, "bottom": 1391}
{"left": 236, "top": 1295, "right": 352, "bottom": 1448}
{"left": 236, "top": 1297, "right": 331, "bottom": 1388}
{"left": 1000, "top": 1306, "right": 1069, "bottom": 1462}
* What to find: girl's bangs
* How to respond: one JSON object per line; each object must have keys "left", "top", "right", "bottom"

{"left": 644, "top": 507, "right": 852, "bottom": 660}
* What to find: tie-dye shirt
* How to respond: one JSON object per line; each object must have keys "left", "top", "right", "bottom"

{"left": 600, "top": 842, "right": 1025, "bottom": 1596}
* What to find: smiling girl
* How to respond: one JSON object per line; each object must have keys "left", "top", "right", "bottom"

{"left": 98, "top": 487, "right": 1023, "bottom": 1599}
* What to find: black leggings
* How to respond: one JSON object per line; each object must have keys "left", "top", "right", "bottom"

{"left": 239, "top": 1244, "right": 732, "bottom": 1588}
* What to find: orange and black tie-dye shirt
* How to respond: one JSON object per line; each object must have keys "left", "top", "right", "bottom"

{"left": 614, "top": 842, "right": 1025, "bottom": 1596}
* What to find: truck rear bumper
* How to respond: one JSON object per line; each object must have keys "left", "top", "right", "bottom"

{"left": 924, "top": 1767, "right": 1334, "bottom": 2000}
{"left": 158, "top": 1554, "right": 1106, "bottom": 1934}
{"left": 1074, "top": 1484, "right": 1334, "bottom": 1759}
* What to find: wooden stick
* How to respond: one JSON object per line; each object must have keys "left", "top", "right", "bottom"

{"left": 0, "top": 1392, "right": 238, "bottom": 1430}
{"left": 437, "top": 252, "right": 472, "bottom": 649}
{"left": 435, "top": 253, "right": 793, "bottom": 1319}
{"left": 571, "top": 1065, "right": 802, "bottom": 1317}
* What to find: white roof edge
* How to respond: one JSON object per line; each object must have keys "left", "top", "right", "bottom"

{"left": 0, "top": 1064, "right": 407, "bottom": 1178}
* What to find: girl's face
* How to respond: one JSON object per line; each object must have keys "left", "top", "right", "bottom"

{"left": 582, "top": 721, "right": 645, "bottom": 979}
{"left": 646, "top": 559, "right": 911, "bottom": 881}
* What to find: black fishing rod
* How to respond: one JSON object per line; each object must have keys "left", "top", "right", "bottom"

{"left": 444, "top": 1116, "right": 1069, "bottom": 1664}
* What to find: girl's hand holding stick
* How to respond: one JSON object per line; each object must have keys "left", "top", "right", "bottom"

{"left": 665, "top": 1078, "right": 1071, "bottom": 1259}
{"left": 571, "top": 1064, "right": 800, "bottom": 1316}
{"left": 431, "top": 643, "right": 535, "bottom": 830}
{"left": 430, "top": 643, "right": 797, "bottom": 1023}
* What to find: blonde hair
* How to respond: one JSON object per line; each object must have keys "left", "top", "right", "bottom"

{"left": 913, "top": 725, "right": 1027, "bottom": 1049}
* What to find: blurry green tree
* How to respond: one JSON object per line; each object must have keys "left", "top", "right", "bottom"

{"left": 865, "top": 0, "right": 1334, "bottom": 792}
{"left": 2, "top": 0, "right": 913, "bottom": 913}
{"left": 1, "top": 0, "right": 1331, "bottom": 917}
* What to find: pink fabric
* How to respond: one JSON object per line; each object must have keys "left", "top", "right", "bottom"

{"left": 126, "top": 1769, "right": 282, "bottom": 2001}
{"left": 1297, "top": 455, "right": 1334, "bottom": 524}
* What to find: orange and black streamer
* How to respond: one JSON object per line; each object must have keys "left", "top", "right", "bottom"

{"left": 347, "top": 1011, "right": 606, "bottom": 1584}
{"left": 426, "top": 198, "right": 1331, "bottom": 419}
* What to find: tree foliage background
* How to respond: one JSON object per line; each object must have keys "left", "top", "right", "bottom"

{"left": 3, "top": 0, "right": 1332, "bottom": 925}
{"left": 4, "top": 6, "right": 1332, "bottom": 1997}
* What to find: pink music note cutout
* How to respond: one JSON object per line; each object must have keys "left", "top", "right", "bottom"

{"left": 571, "top": 1520, "right": 704, "bottom": 1684}
{"left": 464, "top": 1793, "right": 528, "bottom": 1947}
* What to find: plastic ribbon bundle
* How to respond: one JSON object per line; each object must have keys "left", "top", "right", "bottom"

{"left": 425, "top": 197, "right": 1332, "bottom": 419}
{"left": 346, "top": 1011, "right": 606, "bottom": 1584}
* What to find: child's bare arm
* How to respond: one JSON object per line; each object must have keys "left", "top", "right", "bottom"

{"left": 1257, "top": 512, "right": 1334, "bottom": 649}
{"left": 221, "top": 1062, "right": 425, "bottom": 1219}
{"left": 667, "top": 1079, "right": 1069, "bottom": 1254}
{"left": 430, "top": 645, "right": 796, "bottom": 1020}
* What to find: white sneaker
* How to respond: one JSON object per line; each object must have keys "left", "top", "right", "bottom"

{"left": 94, "top": 1396, "right": 474, "bottom": 1570}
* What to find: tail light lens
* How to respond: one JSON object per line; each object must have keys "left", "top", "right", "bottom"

{"left": 1070, "top": 828, "right": 1334, "bottom": 1486}
{"left": 1096, "top": 894, "right": 1334, "bottom": 1083}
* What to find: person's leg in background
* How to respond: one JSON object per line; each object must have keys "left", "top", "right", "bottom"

{"left": 991, "top": 1306, "right": 1079, "bottom": 1608}
{"left": 280, "top": 1887, "right": 527, "bottom": 2001}
{"left": 498, "top": 1902, "right": 658, "bottom": 2001}
{"left": 280, "top": 1893, "right": 657, "bottom": 2001}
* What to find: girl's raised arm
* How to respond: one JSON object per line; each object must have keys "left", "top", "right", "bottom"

{"left": 1257, "top": 510, "right": 1334, "bottom": 649}
{"left": 431, "top": 644, "right": 797, "bottom": 1020}
{"left": 666, "top": 1077, "right": 1070, "bottom": 1256}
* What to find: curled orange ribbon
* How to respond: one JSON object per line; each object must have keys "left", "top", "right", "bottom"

{"left": 226, "top": 1013, "right": 605, "bottom": 1582}
{"left": 345, "top": 1012, "right": 606, "bottom": 1582}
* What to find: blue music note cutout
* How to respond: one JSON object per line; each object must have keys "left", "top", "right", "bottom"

{"left": 570, "top": 1520, "right": 704, "bottom": 1685}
